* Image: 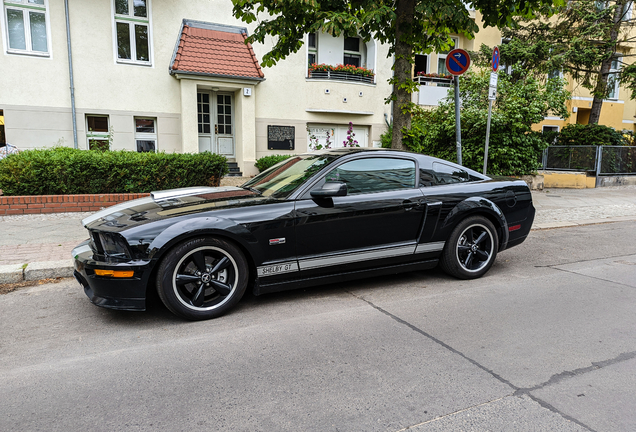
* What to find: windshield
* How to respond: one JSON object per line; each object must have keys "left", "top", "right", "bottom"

{"left": 242, "top": 154, "right": 339, "bottom": 199}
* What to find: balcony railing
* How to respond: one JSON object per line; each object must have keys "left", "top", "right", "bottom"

{"left": 308, "top": 70, "right": 375, "bottom": 84}
{"left": 415, "top": 76, "right": 453, "bottom": 106}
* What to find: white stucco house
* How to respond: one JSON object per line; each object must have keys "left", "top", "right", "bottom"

{"left": 0, "top": 0, "right": 393, "bottom": 176}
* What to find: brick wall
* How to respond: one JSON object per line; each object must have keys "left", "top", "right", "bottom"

{"left": 0, "top": 193, "right": 150, "bottom": 215}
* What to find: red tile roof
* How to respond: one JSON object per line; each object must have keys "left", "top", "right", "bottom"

{"left": 171, "top": 24, "right": 264, "bottom": 79}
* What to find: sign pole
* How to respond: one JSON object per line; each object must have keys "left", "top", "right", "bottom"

{"left": 483, "top": 98, "right": 493, "bottom": 174}
{"left": 445, "top": 48, "right": 470, "bottom": 166}
{"left": 454, "top": 75, "right": 462, "bottom": 165}
{"left": 484, "top": 46, "right": 500, "bottom": 175}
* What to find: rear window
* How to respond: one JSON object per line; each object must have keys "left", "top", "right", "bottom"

{"left": 418, "top": 162, "right": 480, "bottom": 186}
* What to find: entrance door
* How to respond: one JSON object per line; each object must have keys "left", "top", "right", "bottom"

{"left": 197, "top": 92, "right": 235, "bottom": 157}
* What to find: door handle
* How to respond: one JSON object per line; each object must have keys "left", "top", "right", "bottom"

{"left": 402, "top": 200, "right": 416, "bottom": 211}
{"left": 215, "top": 125, "right": 218, "bottom": 134}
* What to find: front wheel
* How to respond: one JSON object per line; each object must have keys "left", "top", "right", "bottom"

{"left": 440, "top": 216, "right": 499, "bottom": 279}
{"left": 156, "top": 237, "right": 248, "bottom": 320}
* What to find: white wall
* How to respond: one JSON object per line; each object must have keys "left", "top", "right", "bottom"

{"left": 0, "top": 0, "right": 391, "bottom": 173}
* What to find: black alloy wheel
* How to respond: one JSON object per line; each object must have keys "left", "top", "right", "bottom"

{"left": 156, "top": 237, "right": 248, "bottom": 320}
{"left": 440, "top": 215, "right": 498, "bottom": 279}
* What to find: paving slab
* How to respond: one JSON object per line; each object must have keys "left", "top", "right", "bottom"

{"left": 348, "top": 257, "right": 636, "bottom": 389}
{"left": 532, "top": 356, "right": 636, "bottom": 432}
{"left": 409, "top": 395, "right": 584, "bottom": 432}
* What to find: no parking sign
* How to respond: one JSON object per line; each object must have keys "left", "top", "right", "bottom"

{"left": 445, "top": 49, "right": 471, "bottom": 76}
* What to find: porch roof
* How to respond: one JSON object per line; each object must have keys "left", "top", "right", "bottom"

{"left": 170, "top": 20, "right": 265, "bottom": 80}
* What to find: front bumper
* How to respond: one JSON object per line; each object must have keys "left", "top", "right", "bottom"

{"left": 72, "top": 240, "right": 154, "bottom": 311}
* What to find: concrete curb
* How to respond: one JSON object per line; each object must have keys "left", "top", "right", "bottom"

{"left": 531, "top": 215, "right": 636, "bottom": 230}
{"left": 2, "top": 216, "right": 635, "bottom": 287}
{"left": 0, "top": 264, "right": 25, "bottom": 284}
{"left": 24, "top": 259, "right": 74, "bottom": 281}
{"left": 0, "top": 260, "right": 74, "bottom": 285}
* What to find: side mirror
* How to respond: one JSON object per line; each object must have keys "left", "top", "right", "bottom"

{"left": 310, "top": 181, "right": 348, "bottom": 198}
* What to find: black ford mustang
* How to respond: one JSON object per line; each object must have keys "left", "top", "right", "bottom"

{"left": 73, "top": 148, "right": 535, "bottom": 320}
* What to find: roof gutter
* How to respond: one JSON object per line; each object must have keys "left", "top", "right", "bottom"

{"left": 171, "top": 70, "right": 265, "bottom": 82}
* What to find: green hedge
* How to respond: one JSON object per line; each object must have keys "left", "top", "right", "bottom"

{"left": 556, "top": 124, "right": 630, "bottom": 146}
{"left": 255, "top": 154, "right": 292, "bottom": 173}
{"left": 0, "top": 148, "right": 228, "bottom": 195}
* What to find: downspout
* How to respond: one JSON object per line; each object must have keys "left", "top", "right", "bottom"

{"left": 64, "top": 0, "right": 78, "bottom": 149}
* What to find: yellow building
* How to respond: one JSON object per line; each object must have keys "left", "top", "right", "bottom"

{"left": 415, "top": 10, "right": 636, "bottom": 135}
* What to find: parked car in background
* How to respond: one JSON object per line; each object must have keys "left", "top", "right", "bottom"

{"left": 73, "top": 148, "right": 535, "bottom": 320}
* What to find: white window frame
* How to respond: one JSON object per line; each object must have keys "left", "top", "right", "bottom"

{"left": 111, "top": 0, "right": 153, "bottom": 66}
{"left": 307, "top": 32, "right": 317, "bottom": 66}
{"left": 3, "top": 0, "right": 51, "bottom": 57}
{"left": 436, "top": 37, "right": 458, "bottom": 75}
{"left": 542, "top": 125, "right": 560, "bottom": 133}
{"left": 343, "top": 36, "right": 361, "bottom": 67}
{"left": 86, "top": 115, "right": 110, "bottom": 151}
{"left": 499, "top": 38, "right": 513, "bottom": 75}
{"left": 414, "top": 53, "right": 430, "bottom": 76}
{"left": 135, "top": 117, "right": 157, "bottom": 152}
{"left": 622, "top": 1, "right": 633, "bottom": 20}
{"left": 607, "top": 57, "right": 621, "bottom": 100}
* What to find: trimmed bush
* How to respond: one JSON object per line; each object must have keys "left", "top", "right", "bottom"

{"left": 255, "top": 154, "right": 292, "bottom": 172}
{"left": 557, "top": 123, "right": 630, "bottom": 146}
{"left": 0, "top": 148, "right": 228, "bottom": 196}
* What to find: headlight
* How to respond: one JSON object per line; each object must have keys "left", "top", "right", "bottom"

{"left": 98, "top": 232, "right": 132, "bottom": 259}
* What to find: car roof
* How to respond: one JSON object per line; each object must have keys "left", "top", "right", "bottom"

{"left": 302, "top": 147, "right": 488, "bottom": 180}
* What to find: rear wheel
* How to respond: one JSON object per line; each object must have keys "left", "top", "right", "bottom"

{"left": 156, "top": 237, "right": 248, "bottom": 320}
{"left": 440, "top": 216, "right": 498, "bottom": 279}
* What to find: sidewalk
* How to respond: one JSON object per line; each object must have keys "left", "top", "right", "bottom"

{"left": 1, "top": 186, "right": 635, "bottom": 283}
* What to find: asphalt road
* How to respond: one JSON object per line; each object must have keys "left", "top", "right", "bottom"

{"left": 1, "top": 221, "right": 635, "bottom": 432}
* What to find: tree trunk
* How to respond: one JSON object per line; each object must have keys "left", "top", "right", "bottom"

{"left": 589, "top": 58, "right": 612, "bottom": 124}
{"left": 589, "top": 0, "right": 626, "bottom": 124}
{"left": 390, "top": 0, "right": 415, "bottom": 150}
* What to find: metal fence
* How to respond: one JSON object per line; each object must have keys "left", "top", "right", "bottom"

{"left": 542, "top": 145, "right": 636, "bottom": 175}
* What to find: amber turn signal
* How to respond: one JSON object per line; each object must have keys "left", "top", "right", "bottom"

{"left": 94, "top": 269, "right": 134, "bottom": 278}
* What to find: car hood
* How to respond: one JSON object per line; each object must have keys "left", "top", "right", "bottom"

{"left": 83, "top": 186, "right": 270, "bottom": 231}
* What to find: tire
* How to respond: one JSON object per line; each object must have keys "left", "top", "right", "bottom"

{"left": 440, "top": 215, "right": 499, "bottom": 280}
{"left": 156, "top": 237, "right": 248, "bottom": 320}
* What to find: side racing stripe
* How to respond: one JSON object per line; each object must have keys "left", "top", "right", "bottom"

{"left": 258, "top": 241, "right": 446, "bottom": 277}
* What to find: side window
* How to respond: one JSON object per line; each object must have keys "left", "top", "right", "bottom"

{"left": 86, "top": 115, "right": 110, "bottom": 151}
{"left": 432, "top": 162, "right": 470, "bottom": 184}
{"left": 135, "top": 117, "right": 156, "bottom": 152}
{"left": 419, "top": 169, "right": 436, "bottom": 187}
{"left": 324, "top": 158, "right": 416, "bottom": 194}
{"left": 113, "top": 0, "right": 151, "bottom": 65}
{"left": 4, "top": 0, "right": 50, "bottom": 56}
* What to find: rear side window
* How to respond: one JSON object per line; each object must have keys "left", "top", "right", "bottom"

{"left": 325, "top": 157, "right": 416, "bottom": 194}
{"left": 431, "top": 162, "right": 471, "bottom": 184}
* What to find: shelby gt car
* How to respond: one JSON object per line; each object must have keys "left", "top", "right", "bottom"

{"left": 73, "top": 148, "right": 535, "bottom": 320}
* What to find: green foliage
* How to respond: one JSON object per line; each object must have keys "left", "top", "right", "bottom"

{"left": 0, "top": 148, "right": 228, "bottom": 196}
{"left": 499, "top": 0, "right": 636, "bottom": 109}
{"left": 231, "top": 0, "right": 563, "bottom": 148}
{"left": 380, "top": 126, "right": 393, "bottom": 148}
{"left": 402, "top": 70, "right": 570, "bottom": 176}
{"left": 254, "top": 154, "right": 292, "bottom": 173}
{"left": 557, "top": 123, "right": 630, "bottom": 146}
